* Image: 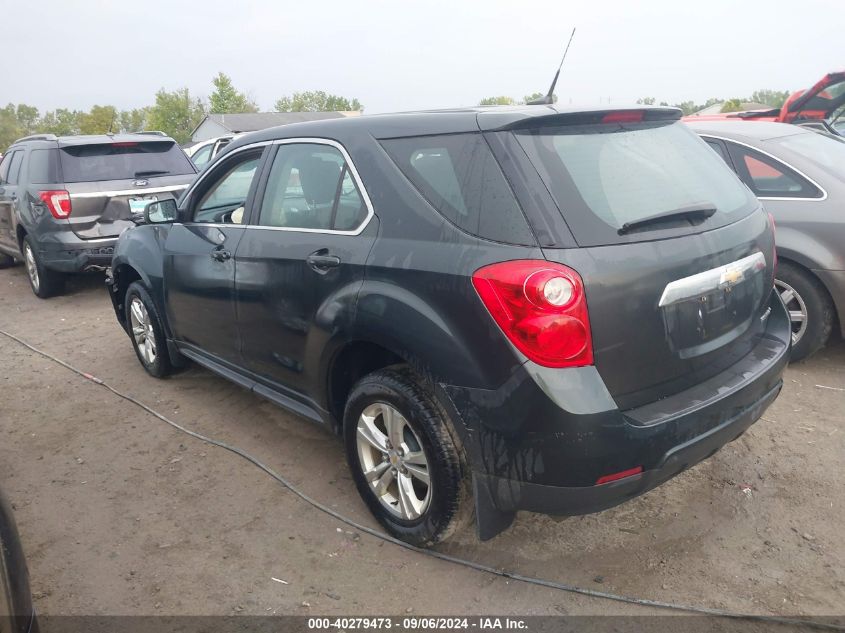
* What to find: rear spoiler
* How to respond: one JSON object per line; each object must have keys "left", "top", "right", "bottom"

{"left": 478, "top": 107, "right": 682, "bottom": 132}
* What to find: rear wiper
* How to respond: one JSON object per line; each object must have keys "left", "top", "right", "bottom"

{"left": 618, "top": 204, "right": 717, "bottom": 235}
{"left": 134, "top": 170, "right": 170, "bottom": 177}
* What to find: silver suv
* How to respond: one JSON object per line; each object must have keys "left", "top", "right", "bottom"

{"left": 0, "top": 132, "right": 197, "bottom": 297}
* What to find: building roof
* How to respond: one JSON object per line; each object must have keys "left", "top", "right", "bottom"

{"left": 198, "top": 111, "right": 355, "bottom": 135}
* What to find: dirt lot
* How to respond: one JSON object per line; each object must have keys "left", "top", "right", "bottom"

{"left": 1, "top": 266, "right": 843, "bottom": 617}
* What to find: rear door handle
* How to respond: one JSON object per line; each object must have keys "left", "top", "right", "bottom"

{"left": 307, "top": 251, "right": 341, "bottom": 272}
{"left": 211, "top": 249, "right": 232, "bottom": 262}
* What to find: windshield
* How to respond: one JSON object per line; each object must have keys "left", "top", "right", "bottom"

{"left": 770, "top": 130, "right": 845, "bottom": 180}
{"left": 515, "top": 121, "right": 757, "bottom": 246}
{"left": 60, "top": 141, "right": 196, "bottom": 183}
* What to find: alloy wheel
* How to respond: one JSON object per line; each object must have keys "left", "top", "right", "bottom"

{"left": 775, "top": 278, "right": 808, "bottom": 346}
{"left": 355, "top": 402, "right": 431, "bottom": 520}
{"left": 129, "top": 297, "right": 157, "bottom": 364}
{"left": 24, "top": 244, "right": 39, "bottom": 293}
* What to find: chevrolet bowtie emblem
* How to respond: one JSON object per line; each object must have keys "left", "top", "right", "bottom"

{"left": 719, "top": 267, "right": 744, "bottom": 288}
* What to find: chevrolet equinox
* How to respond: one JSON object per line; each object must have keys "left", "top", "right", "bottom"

{"left": 106, "top": 106, "right": 790, "bottom": 544}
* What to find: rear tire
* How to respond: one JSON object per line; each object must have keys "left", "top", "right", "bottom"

{"left": 125, "top": 281, "right": 173, "bottom": 378}
{"left": 22, "top": 236, "right": 64, "bottom": 298}
{"left": 343, "top": 366, "right": 471, "bottom": 547}
{"left": 775, "top": 262, "right": 834, "bottom": 362}
{"left": 0, "top": 252, "right": 15, "bottom": 269}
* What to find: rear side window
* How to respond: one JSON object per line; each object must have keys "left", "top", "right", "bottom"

{"left": 725, "top": 141, "right": 822, "bottom": 199}
{"left": 515, "top": 121, "right": 757, "bottom": 246}
{"left": 28, "top": 148, "right": 60, "bottom": 184}
{"left": 381, "top": 133, "right": 535, "bottom": 245}
{"left": 257, "top": 143, "right": 368, "bottom": 231}
{"left": 59, "top": 141, "right": 196, "bottom": 183}
{"left": 5, "top": 151, "right": 24, "bottom": 185}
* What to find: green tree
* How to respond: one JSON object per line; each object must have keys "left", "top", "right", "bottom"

{"left": 37, "top": 109, "right": 82, "bottom": 136}
{"left": 636, "top": 97, "right": 657, "bottom": 105}
{"left": 523, "top": 92, "right": 557, "bottom": 104}
{"left": 274, "top": 90, "right": 363, "bottom": 112}
{"left": 478, "top": 96, "right": 516, "bottom": 106}
{"left": 119, "top": 108, "right": 150, "bottom": 133}
{"left": 16, "top": 105, "right": 39, "bottom": 135}
{"left": 672, "top": 100, "right": 699, "bottom": 116}
{"left": 0, "top": 104, "right": 24, "bottom": 150}
{"left": 147, "top": 88, "right": 206, "bottom": 144}
{"left": 749, "top": 89, "right": 790, "bottom": 108}
{"left": 720, "top": 98, "right": 745, "bottom": 113}
{"left": 79, "top": 105, "right": 118, "bottom": 134}
{"left": 209, "top": 72, "right": 258, "bottom": 114}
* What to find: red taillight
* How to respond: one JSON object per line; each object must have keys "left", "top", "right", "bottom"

{"left": 111, "top": 141, "right": 138, "bottom": 147}
{"left": 472, "top": 260, "right": 593, "bottom": 368}
{"left": 601, "top": 110, "right": 645, "bottom": 124}
{"left": 596, "top": 466, "right": 643, "bottom": 485}
{"left": 39, "top": 190, "right": 71, "bottom": 219}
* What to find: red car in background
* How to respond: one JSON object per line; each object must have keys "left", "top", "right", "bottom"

{"left": 685, "top": 71, "right": 845, "bottom": 136}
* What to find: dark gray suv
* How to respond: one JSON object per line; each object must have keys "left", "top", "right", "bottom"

{"left": 0, "top": 133, "right": 196, "bottom": 297}
{"left": 107, "top": 106, "right": 790, "bottom": 544}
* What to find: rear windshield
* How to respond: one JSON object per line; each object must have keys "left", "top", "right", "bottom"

{"left": 515, "top": 121, "right": 757, "bottom": 246}
{"left": 59, "top": 141, "right": 196, "bottom": 183}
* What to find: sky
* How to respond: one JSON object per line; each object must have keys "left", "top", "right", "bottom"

{"left": 3, "top": 0, "right": 841, "bottom": 114}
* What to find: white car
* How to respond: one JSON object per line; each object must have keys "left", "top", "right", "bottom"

{"left": 183, "top": 135, "right": 238, "bottom": 168}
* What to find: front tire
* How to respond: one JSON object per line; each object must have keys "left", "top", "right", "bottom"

{"left": 125, "top": 281, "right": 173, "bottom": 378}
{"left": 775, "top": 262, "right": 835, "bottom": 362}
{"left": 22, "top": 236, "right": 64, "bottom": 298}
{"left": 343, "top": 366, "right": 471, "bottom": 547}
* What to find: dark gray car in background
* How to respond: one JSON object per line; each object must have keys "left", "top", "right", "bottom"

{"left": 688, "top": 120, "right": 845, "bottom": 360}
{"left": 0, "top": 133, "right": 196, "bottom": 298}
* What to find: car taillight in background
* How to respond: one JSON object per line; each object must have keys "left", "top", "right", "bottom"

{"left": 39, "top": 190, "right": 71, "bottom": 219}
{"left": 472, "top": 260, "right": 593, "bottom": 368}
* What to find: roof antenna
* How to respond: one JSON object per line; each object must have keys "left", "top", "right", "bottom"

{"left": 528, "top": 27, "right": 576, "bottom": 105}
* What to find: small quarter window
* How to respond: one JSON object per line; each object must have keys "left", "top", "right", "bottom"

{"left": 28, "top": 149, "right": 60, "bottom": 184}
{"left": 726, "top": 142, "right": 821, "bottom": 198}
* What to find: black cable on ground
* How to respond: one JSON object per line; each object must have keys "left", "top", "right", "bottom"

{"left": 1, "top": 327, "right": 841, "bottom": 631}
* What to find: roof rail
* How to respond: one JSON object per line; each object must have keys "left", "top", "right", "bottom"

{"left": 135, "top": 130, "right": 168, "bottom": 137}
{"left": 13, "top": 133, "right": 58, "bottom": 143}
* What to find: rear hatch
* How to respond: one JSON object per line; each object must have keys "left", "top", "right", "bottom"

{"left": 489, "top": 109, "right": 775, "bottom": 410}
{"left": 782, "top": 70, "right": 845, "bottom": 124}
{"left": 60, "top": 139, "right": 196, "bottom": 240}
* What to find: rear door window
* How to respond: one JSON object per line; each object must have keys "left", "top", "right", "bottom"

{"left": 257, "top": 143, "right": 368, "bottom": 231}
{"left": 59, "top": 140, "right": 196, "bottom": 183}
{"left": 381, "top": 133, "right": 535, "bottom": 245}
{"left": 515, "top": 121, "right": 757, "bottom": 246}
{"left": 725, "top": 141, "right": 822, "bottom": 199}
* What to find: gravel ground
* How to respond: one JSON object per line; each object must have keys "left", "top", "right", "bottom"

{"left": 1, "top": 267, "right": 843, "bottom": 618}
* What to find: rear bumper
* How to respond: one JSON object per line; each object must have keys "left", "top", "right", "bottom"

{"left": 36, "top": 234, "right": 116, "bottom": 272}
{"left": 444, "top": 290, "right": 790, "bottom": 529}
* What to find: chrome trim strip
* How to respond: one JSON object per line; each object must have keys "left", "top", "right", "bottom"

{"left": 699, "top": 134, "right": 828, "bottom": 202}
{"left": 658, "top": 252, "right": 767, "bottom": 308}
{"left": 70, "top": 184, "right": 189, "bottom": 199}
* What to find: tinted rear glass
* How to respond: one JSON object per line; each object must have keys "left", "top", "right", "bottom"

{"left": 769, "top": 130, "right": 845, "bottom": 179}
{"left": 381, "top": 133, "right": 535, "bottom": 245}
{"left": 515, "top": 121, "right": 757, "bottom": 246}
{"left": 59, "top": 141, "right": 195, "bottom": 183}
{"left": 28, "top": 148, "right": 60, "bottom": 184}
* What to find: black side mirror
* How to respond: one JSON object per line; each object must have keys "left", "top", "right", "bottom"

{"left": 143, "top": 199, "right": 178, "bottom": 224}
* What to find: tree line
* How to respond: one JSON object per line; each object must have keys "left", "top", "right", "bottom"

{"left": 479, "top": 89, "right": 792, "bottom": 114}
{"left": 0, "top": 72, "right": 364, "bottom": 150}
